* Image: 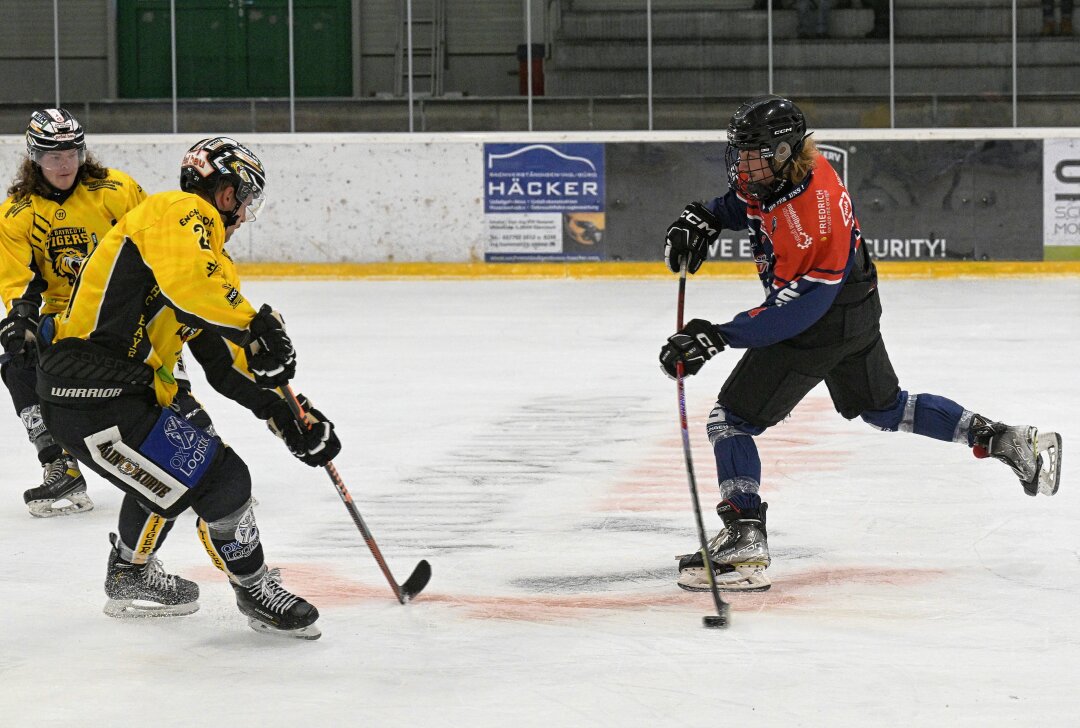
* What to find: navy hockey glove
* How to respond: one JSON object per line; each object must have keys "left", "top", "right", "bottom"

{"left": 245, "top": 304, "right": 296, "bottom": 388}
{"left": 266, "top": 394, "right": 341, "bottom": 467}
{"left": 664, "top": 202, "right": 721, "bottom": 274}
{"left": 659, "top": 319, "right": 726, "bottom": 379}
{"left": 0, "top": 301, "right": 40, "bottom": 369}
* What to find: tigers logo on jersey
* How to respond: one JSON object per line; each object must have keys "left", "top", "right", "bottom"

{"left": 46, "top": 226, "right": 91, "bottom": 282}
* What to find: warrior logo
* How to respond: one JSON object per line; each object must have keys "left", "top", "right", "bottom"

{"left": 47, "top": 226, "right": 91, "bottom": 283}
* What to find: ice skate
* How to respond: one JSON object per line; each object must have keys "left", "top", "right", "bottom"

{"left": 677, "top": 501, "right": 771, "bottom": 592}
{"left": 103, "top": 533, "right": 199, "bottom": 618}
{"left": 970, "top": 415, "right": 1062, "bottom": 496}
{"left": 23, "top": 453, "right": 93, "bottom": 518}
{"left": 231, "top": 566, "right": 321, "bottom": 640}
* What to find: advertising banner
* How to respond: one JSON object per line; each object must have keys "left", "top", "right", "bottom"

{"left": 483, "top": 143, "right": 605, "bottom": 261}
{"left": 1043, "top": 138, "right": 1080, "bottom": 259}
{"left": 603, "top": 140, "right": 1043, "bottom": 263}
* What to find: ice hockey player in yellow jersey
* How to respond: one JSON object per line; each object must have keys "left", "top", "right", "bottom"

{"left": 0, "top": 108, "right": 146, "bottom": 517}
{"left": 36, "top": 137, "right": 339, "bottom": 639}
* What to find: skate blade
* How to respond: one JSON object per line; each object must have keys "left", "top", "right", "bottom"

{"left": 246, "top": 616, "right": 322, "bottom": 640}
{"left": 677, "top": 564, "right": 771, "bottom": 593}
{"left": 26, "top": 492, "right": 95, "bottom": 518}
{"left": 103, "top": 598, "right": 199, "bottom": 618}
{"left": 1036, "top": 431, "right": 1063, "bottom": 496}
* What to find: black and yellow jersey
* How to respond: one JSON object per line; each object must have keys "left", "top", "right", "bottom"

{"left": 54, "top": 190, "right": 273, "bottom": 410}
{"left": 0, "top": 168, "right": 146, "bottom": 315}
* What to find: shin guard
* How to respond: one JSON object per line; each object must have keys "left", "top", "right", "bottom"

{"left": 197, "top": 499, "right": 264, "bottom": 578}
{"left": 116, "top": 495, "right": 176, "bottom": 565}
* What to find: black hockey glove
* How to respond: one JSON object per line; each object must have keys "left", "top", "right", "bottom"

{"left": 245, "top": 304, "right": 297, "bottom": 388}
{"left": 664, "top": 202, "right": 721, "bottom": 274}
{"left": 659, "top": 319, "right": 726, "bottom": 379}
{"left": 0, "top": 301, "right": 40, "bottom": 369}
{"left": 266, "top": 394, "right": 342, "bottom": 468}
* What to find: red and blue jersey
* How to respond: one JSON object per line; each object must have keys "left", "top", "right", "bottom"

{"left": 706, "top": 153, "right": 867, "bottom": 349}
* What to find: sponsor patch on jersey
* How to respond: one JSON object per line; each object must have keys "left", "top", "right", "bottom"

{"left": 224, "top": 286, "right": 243, "bottom": 308}
{"left": 814, "top": 189, "right": 833, "bottom": 238}
{"left": 839, "top": 190, "right": 854, "bottom": 229}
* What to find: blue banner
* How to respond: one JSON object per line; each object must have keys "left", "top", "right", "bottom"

{"left": 484, "top": 143, "right": 606, "bottom": 261}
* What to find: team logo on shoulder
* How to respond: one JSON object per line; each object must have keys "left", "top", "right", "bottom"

{"left": 839, "top": 190, "right": 854, "bottom": 229}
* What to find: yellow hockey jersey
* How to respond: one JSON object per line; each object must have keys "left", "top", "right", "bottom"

{"left": 0, "top": 168, "right": 146, "bottom": 315}
{"left": 54, "top": 190, "right": 270, "bottom": 409}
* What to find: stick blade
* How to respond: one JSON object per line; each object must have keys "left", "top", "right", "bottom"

{"left": 401, "top": 559, "right": 432, "bottom": 602}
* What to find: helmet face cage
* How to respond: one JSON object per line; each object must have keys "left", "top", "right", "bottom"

{"left": 180, "top": 137, "right": 267, "bottom": 223}
{"left": 26, "top": 108, "right": 87, "bottom": 168}
{"left": 724, "top": 95, "right": 807, "bottom": 200}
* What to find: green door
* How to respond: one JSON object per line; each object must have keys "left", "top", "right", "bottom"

{"left": 118, "top": 0, "right": 352, "bottom": 98}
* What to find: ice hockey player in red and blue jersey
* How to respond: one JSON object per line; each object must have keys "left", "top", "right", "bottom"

{"left": 659, "top": 95, "right": 1063, "bottom": 593}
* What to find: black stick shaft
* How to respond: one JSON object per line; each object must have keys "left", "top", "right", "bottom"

{"left": 675, "top": 261, "right": 729, "bottom": 620}
{"left": 281, "top": 385, "right": 408, "bottom": 604}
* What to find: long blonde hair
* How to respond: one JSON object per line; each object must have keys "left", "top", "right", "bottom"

{"left": 785, "top": 136, "right": 818, "bottom": 184}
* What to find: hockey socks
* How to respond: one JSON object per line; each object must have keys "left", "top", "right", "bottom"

{"left": 861, "top": 391, "right": 966, "bottom": 441}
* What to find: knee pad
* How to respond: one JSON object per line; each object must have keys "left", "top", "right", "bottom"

{"left": 706, "top": 403, "right": 765, "bottom": 444}
{"left": 189, "top": 445, "right": 252, "bottom": 523}
{"left": 197, "top": 499, "right": 263, "bottom": 577}
{"left": 117, "top": 496, "right": 175, "bottom": 565}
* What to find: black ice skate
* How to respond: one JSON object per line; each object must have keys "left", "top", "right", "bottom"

{"left": 970, "top": 415, "right": 1062, "bottom": 497}
{"left": 677, "top": 501, "right": 771, "bottom": 592}
{"left": 23, "top": 453, "right": 93, "bottom": 518}
{"left": 104, "top": 533, "right": 200, "bottom": 618}
{"left": 230, "top": 566, "right": 321, "bottom": 640}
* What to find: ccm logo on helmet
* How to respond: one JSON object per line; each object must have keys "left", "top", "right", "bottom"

{"left": 773, "top": 127, "right": 794, "bottom": 136}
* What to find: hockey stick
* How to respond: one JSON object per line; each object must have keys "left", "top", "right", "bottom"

{"left": 675, "top": 259, "right": 730, "bottom": 629}
{"left": 281, "top": 385, "right": 431, "bottom": 604}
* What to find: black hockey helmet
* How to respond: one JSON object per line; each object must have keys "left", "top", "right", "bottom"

{"left": 180, "top": 137, "right": 267, "bottom": 226}
{"left": 26, "top": 108, "right": 86, "bottom": 166}
{"left": 725, "top": 95, "right": 809, "bottom": 199}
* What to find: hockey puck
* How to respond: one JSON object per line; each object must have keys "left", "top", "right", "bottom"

{"left": 702, "top": 614, "right": 728, "bottom": 629}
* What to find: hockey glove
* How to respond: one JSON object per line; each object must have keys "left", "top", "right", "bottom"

{"left": 659, "top": 319, "right": 726, "bottom": 379}
{"left": 245, "top": 304, "right": 297, "bottom": 388}
{"left": 266, "top": 394, "right": 342, "bottom": 468}
{"left": 0, "top": 301, "right": 40, "bottom": 369}
{"left": 664, "top": 202, "right": 721, "bottom": 274}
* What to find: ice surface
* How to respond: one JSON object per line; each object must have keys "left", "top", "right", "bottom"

{"left": 0, "top": 277, "right": 1076, "bottom": 727}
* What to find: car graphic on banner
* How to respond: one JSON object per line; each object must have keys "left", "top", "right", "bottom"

{"left": 484, "top": 143, "right": 605, "bottom": 261}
